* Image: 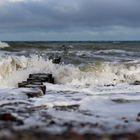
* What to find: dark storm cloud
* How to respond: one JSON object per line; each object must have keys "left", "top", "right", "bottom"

{"left": 0, "top": 0, "right": 140, "bottom": 31}
{"left": 0, "top": 0, "right": 140, "bottom": 40}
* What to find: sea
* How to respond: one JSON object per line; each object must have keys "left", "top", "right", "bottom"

{"left": 0, "top": 41, "right": 140, "bottom": 135}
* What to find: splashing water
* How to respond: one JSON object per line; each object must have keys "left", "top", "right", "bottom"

{"left": 0, "top": 54, "right": 140, "bottom": 88}
{"left": 0, "top": 41, "right": 10, "bottom": 48}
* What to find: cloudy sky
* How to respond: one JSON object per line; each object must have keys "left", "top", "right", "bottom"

{"left": 0, "top": 0, "right": 140, "bottom": 41}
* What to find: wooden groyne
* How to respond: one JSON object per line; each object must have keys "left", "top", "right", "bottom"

{"left": 18, "top": 73, "right": 54, "bottom": 95}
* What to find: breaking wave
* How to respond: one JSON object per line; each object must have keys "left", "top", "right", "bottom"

{"left": 0, "top": 41, "right": 10, "bottom": 48}
{"left": 0, "top": 55, "right": 140, "bottom": 88}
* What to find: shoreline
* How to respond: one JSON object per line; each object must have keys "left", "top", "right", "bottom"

{"left": 0, "top": 128, "right": 140, "bottom": 140}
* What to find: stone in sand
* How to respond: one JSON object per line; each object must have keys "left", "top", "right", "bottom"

{"left": 0, "top": 113, "right": 23, "bottom": 125}
{"left": 132, "top": 81, "right": 140, "bottom": 85}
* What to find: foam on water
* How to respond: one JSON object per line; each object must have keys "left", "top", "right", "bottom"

{"left": 0, "top": 55, "right": 140, "bottom": 88}
{"left": 26, "top": 81, "right": 140, "bottom": 134}
{"left": 94, "top": 49, "right": 134, "bottom": 55}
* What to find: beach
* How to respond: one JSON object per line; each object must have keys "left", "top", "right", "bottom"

{"left": 0, "top": 41, "right": 140, "bottom": 139}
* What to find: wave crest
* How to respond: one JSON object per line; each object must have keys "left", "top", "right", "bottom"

{"left": 0, "top": 55, "right": 140, "bottom": 88}
{"left": 0, "top": 41, "right": 10, "bottom": 48}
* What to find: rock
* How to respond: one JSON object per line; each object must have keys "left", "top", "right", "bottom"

{"left": 105, "top": 84, "right": 115, "bottom": 87}
{"left": 132, "top": 81, "right": 140, "bottom": 85}
{"left": 49, "top": 55, "right": 61, "bottom": 64}
{"left": 54, "top": 105, "right": 79, "bottom": 111}
{"left": 115, "top": 125, "right": 121, "bottom": 129}
{"left": 124, "top": 120, "right": 129, "bottom": 123}
{"left": 0, "top": 113, "right": 17, "bottom": 121}
{"left": 120, "top": 117, "right": 129, "bottom": 123}
{"left": 0, "top": 113, "right": 23, "bottom": 125}
{"left": 136, "top": 113, "right": 140, "bottom": 121}
{"left": 66, "top": 131, "right": 85, "bottom": 140}
{"left": 52, "top": 57, "right": 61, "bottom": 64}
{"left": 111, "top": 99, "right": 130, "bottom": 103}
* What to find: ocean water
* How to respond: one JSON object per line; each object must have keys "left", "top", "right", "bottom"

{"left": 0, "top": 41, "right": 140, "bottom": 135}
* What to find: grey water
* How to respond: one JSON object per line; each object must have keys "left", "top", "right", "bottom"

{"left": 3, "top": 41, "right": 140, "bottom": 64}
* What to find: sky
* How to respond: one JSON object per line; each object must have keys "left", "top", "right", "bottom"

{"left": 0, "top": 0, "right": 140, "bottom": 41}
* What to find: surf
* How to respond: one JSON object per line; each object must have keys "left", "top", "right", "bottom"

{"left": 0, "top": 54, "right": 140, "bottom": 88}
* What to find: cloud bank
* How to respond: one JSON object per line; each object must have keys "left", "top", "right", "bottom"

{"left": 0, "top": 0, "right": 140, "bottom": 40}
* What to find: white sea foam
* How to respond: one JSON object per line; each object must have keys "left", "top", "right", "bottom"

{"left": 0, "top": 41, "right": 10, "bottom": 48}
{"left": 28, "top": 80, "right": 140, "bottom": 133}
{"left": 0, "top": 55, "right": 140, "bottom": 88}
{"left": 74, "top": 49, "right": 137, "bottom": 62}
{"left": 75, "top": 49, "right": 136, "bottom": 57}
{"left": 94, "top": 49, "right": 132, "bottom": 54}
